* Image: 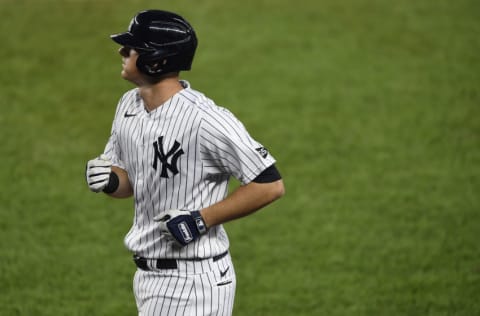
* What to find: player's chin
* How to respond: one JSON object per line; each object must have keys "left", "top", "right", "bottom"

{"left": 122, "top": 68, "right": 138, "bottom": 78}
{"left": 121, "top": 70, "right": 134, "bottom": 81}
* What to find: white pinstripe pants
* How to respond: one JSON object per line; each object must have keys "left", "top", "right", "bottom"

{"left": 133, "top": 253, "right": 236, "bottom": 316}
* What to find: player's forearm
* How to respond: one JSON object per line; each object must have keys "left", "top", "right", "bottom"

{"left": 200, "top": 179, "right": 285, "bottom": 228}
{"left": 107, "top": 166, "right": 134, "bottom": 198}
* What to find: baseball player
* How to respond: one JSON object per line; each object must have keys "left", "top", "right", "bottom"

{"left": 85, "top": 10, "right": 284, "bottom": 316}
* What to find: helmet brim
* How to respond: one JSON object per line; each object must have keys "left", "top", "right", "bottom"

{"left": 110, "top": 32, "right": 150, "bottom": 50}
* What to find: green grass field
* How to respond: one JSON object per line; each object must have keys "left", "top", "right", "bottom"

{"left": 1, "top": 0, "right": 479, "bottom": 315}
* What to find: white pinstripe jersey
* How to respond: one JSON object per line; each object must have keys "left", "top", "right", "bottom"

{"left": 104, "top": 80, "right": 276, "bottom": 259}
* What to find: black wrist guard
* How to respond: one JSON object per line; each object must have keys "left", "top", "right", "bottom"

{"left": 103, "top": 171, "right": 119, "bottom": 194}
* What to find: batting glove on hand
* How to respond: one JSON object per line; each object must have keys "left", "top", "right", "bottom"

{"left": 85, "top": 155, "right": 113, "bottom": 193}
{"left": 155, "top": 209, "right": 208, "bottom": 247}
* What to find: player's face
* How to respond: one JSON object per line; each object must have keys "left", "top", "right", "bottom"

{"left": 118, "top": 47, "right": 144, "bottom": 84}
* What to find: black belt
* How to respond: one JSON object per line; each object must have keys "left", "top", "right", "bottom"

{"left": 133, "top": 251, "right": 229, "bottom": 271}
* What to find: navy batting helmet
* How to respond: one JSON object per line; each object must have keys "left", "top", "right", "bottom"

{"left": 110, "top": 10, "right": 197, "bottom": 77}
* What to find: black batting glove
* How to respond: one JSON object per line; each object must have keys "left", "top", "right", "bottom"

{"left": 155, "top": 209, "right": 208, "bottom": 246}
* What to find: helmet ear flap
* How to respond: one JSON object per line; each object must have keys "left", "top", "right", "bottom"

{"left": 136, "top": 51, "right": 168, "bottom": 76}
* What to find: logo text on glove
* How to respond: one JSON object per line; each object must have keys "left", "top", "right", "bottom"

{"left": 178, "top": 221, "right": 193, "bottom": 243}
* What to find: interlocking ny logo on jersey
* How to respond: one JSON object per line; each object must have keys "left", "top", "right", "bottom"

{"left": 152, "top": 136, "right": 184, "bottom": 178}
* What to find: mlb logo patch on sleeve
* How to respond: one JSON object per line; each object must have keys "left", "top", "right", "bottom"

{"left": 255, "top": 147, "right": 269, "bottom": 158}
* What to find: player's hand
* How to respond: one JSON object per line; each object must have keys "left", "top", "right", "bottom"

{"left": 85, "top": 154, "right": 113, "bottom": 193}
{"left": 155, "top": 209, "right": 208, "bottom": 246}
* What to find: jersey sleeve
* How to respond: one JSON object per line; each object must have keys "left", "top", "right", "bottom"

{"left": 103, "top": 94, "right": 127, "bottom": 169}
{"left": 199, "top": 107, "right": 276, "bottom": 185}
{"left": 103, "top": 130, "right": 125, "bottom": 169}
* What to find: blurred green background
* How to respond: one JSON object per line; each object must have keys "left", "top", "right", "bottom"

{"left": 1, "top": 0, "right": 479, "bottom": 315}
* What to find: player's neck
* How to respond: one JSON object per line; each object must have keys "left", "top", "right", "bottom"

{"left": 139, "top": 75, "right": 184, "bottom": 112}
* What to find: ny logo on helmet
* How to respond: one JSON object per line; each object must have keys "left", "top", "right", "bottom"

{"left": 152, "top": 136, "right": 184, "bottom": 178}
